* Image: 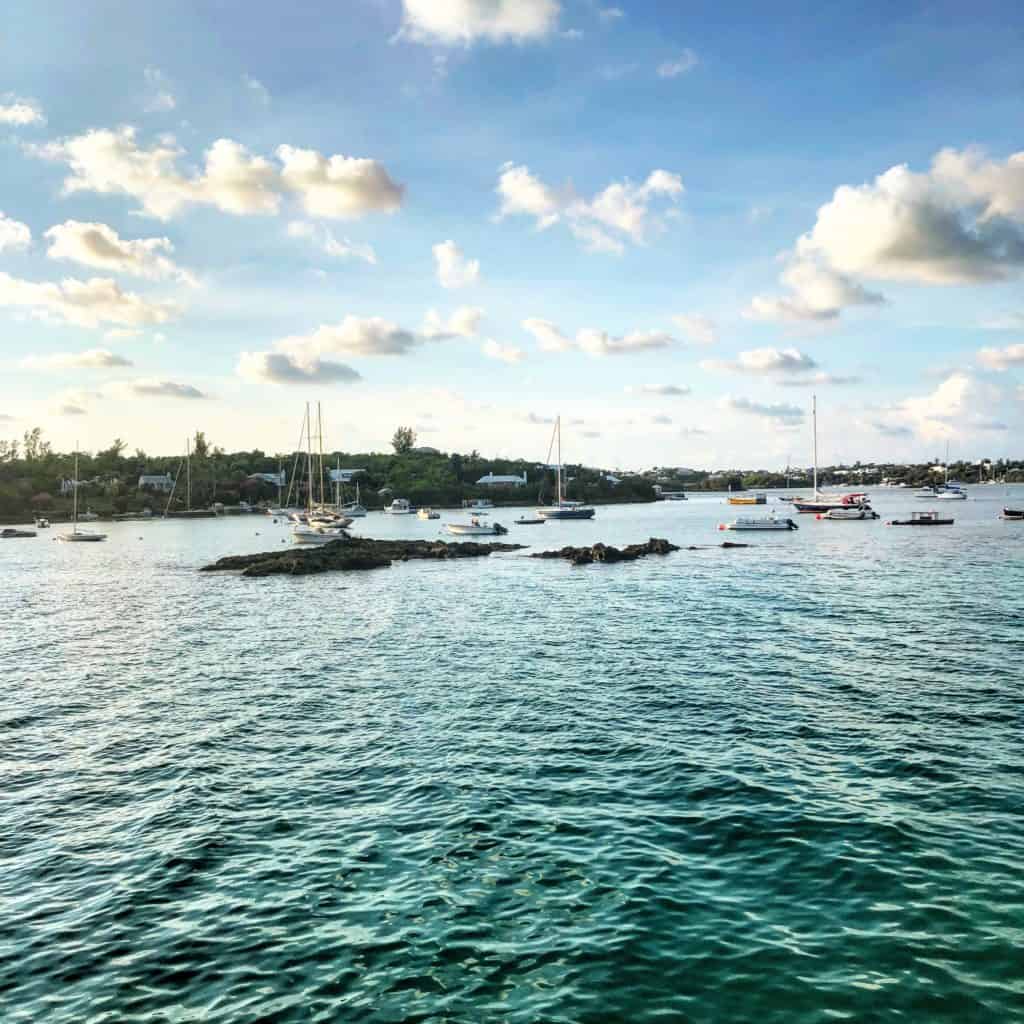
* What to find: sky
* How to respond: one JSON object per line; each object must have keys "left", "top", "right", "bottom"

{"left": 1, "top": 0, "right": 1023, "bottom": 471}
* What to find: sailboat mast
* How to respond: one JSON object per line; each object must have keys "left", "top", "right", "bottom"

{"left": 812, "top": 394, "right": 819, "bottom": 497}
{"left": 556, "top": 415, "right": 563, "bottom": 504}
{"left": 335, "top": 456, "right": 341, "bottom": 509}
{"left": 318, "top": 402, "right": 326, "bottom": 510}
{"left": 186, "top": 436, "right": 192, "bottom": 512}
{"left": 72, "top": 446, "right": 79, "bottom": 534}
{"left": 305, "top": 402, "right": 313, "bottom": 514}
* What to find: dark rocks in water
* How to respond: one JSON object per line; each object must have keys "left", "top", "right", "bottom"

{"left": 531, "top": 537, "right": 679, "bottom": 566}
{"left": 201, "top": 536, "right": 525, "bottom": 578}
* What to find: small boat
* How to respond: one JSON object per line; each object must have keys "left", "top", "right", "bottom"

{"left": 466, "top": 498, "right": 495, "bottom": 511}
{"left": 2, "top": 528, "right": 37, "bottom": 538}
{"left": 721, "top": 515, "right": 798, "bottom": 531}
{"left": 727, "top": 492, "right": 766, "bottom": 506}
{"left": 445, "top": 517, "right": 508, "bottom": 536}
{"left": 58, "top": 449, "right": 107, "bottom": 543}
{"left": 535, "top": 417, "right": 596, "bottom": 520}
{"left": 417, "top": 507, "right": 440, "bottom": 520}
{"left": 818, "top": 507, "right": 880, "bottom": 521}
{"left": 933, "top": 486, "right": 967, "bottom": 500}
{"left": 514, "top": 517, "right": 546, "bottom": 525}
{"left": 291, "top": 523, "right": 350, "bottom": 544}
{"left": 34, "top": 517, "right": 50, "bottom": 529}
{"left": 1000, "top": 508, "right": 1024, "bottom": 521}
{"left": 384, "top": 498, "right": 415, "bottom": 515}
{"left": 887, "top": 511, "right": 954, "bottom": 526}
{"left": 662, "top": 492, "right": 688, "bottom": 501}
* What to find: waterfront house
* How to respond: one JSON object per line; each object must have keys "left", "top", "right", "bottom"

{"left": 476, "top": 471, "right": 527, "bottom": 487}
{"left": 138, "top": 473, "right": 175, "bottom": 492}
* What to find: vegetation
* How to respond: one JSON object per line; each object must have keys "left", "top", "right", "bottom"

{"left": 1, "top": 427, "right": 1020, "bottom": 522}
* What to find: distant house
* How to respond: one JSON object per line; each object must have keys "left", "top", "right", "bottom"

{"left": 328, "top": 468, "right": 365, "bottom": 484}
{"left": 138, "top": 473, "right": 175, "bottom": 492}
{"left": 476, "top": 471, "right": 527, "bottom": 487}
{"left": 247, "top": 471, "right": 286, "bottom": 487}
{"left": 603, "top": 473, "right": 622, "bottom": 486}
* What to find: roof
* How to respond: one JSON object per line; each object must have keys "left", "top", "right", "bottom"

{"left": 476, "top": 472, "right": 527, "bottom": 484}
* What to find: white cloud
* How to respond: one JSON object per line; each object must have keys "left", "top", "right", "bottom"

{"left": 657, "top": 49, "right": 699, "bottom": 78}
{"left": 433, "top": 239, "right": 480, "bottom": 288}
{"left": 672, "top": 313, "right": 717, "bottom": 345}
{"left": 0, "top": 272, "right": 178, "bottom": 328}
{"left": 702, "top": 347, "right": 817, "bottom": 375}
{"left": 277, "top": 145, "right": 404, "bottom": 218}
{"left": 58, "top": 403, "right": 87, "bottom": 416}
{"left": 119, "top": 378, "right": 207, "bottom": 399}
{"left": 277, "top": 316, "right": 418, "bottom": 360}
{"left": 398, "top": 0, "right": 560, "bottom": 45}
{"left": 287, "top": 221, "right": 377, "bottom": 264}
{"left": 45, "top": 220, "right": 197, "bottom": 284}
{"left": 237, "top": 351, "right": 362, "bottom": 385}
{"left": 626, "top": 384, "right": 692, "bottom": 396}
{"left": 0, "top": 95, "right": 44, "bottom": 125}
{"left": 422, "top": 306, "right": 483, "bottom": 339}
{"left": 497, "top": 163, "right": 683, "bottom": 253}
{"left": 722, "top": 396, "right": 804, "bottom": 423}
{"left": 21, "top": 348, "right": 133, "bottom": 371}
{"left": 598, "top": 6, "right": 625, "bottom": 21}
{"left": 651, "top": 414, "right": 673, "bottom": 425}
{"left": 522, "top": 317, "right": 675, "bottom": 356}
{"left": 777, "top": 372, "right": 863, "bottom": 388}
{"left": 977, "top": 343, "right": 1024, "bottom": 371}
{"left": 746, "top": 261, "right": 885, "bottom": 322}
{"left": 242, "top": 74, "right": 271, "bottom": 104}
{"left": 37, "top": 128, "right": 403, "bottom": 222}
{"left": 143, "top": 67, "right": 176, "bottom": 112}
{"left": 795, "top": 147, "right": 1024, "bottom": 286}
{"left": 482, "top": 339, "right": 524, "bottom": 363}
{"left": 0, "top": 212, "right": 31, "bottom": 252}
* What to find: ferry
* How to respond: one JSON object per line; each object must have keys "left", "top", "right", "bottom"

{"left": 727, "top": 492, "right": 766, "bottom": 506}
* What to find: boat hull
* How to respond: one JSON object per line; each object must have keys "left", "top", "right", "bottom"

{"left": 536, "top": 507, "right": 596, "bottom": 520}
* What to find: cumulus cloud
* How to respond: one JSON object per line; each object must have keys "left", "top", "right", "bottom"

{"left": 422, "top": 306, "right": 483, "bottom": 339}
{"left": 0, "top": 95, "right": 44, "bottom": 125}
{"left": 433, "top": 239, "right": 480, "bottom": 288}
{"left": 397, "top": 0, "right": 560, "bottom": 45}
{"left": 598, "top": 6, "right": 625, "bottom": 21}
{"left": 657, "top": 49, "right": 699, "bottom": 78}
{"left": 36, "top": 128, "right": 403, "bottom": 222}
{"left": 722, "top": 396, "right": 804, "bottom": 423}
{"left": 0, "top": 212, "right": 31, "bottom": 252}
{"left": 626, "top": 384, "right": 692, "bottom": 396}
{"left": 286, "top": 221, "right": 377, "bottom": 264}
{"left": 277, "top": 316, "right": 418, "bottom": 360}
{"left": 891, "top": 372, "right": 1007, "bottom": 441}
{"left": 523, "top": 317, "right": 675, "bottom": 356}
{"left": 702, "top": 347, "right": 817, "bottom": 375}
{"left": 976, "top": 343, "right": 1024, "bottom": 371}
{"left": 237, "top": 351, "right": 362, "bottom": 385}
{"left": 120, "top": 379, "right": 207, "bottom": 399}
{"left": 44, "top": 220, "right": 197, "bottom": 284}
{"left": 497, "top": 163, "right": 683, "bottom": 253}
{"left": 21, "top": 349, "right": 133, "bottom": 371}
{"left": 672, "top": 313, "right": 717, "bottom": 345}
{"left": 0, "top": 272, "right": 177, "bottom": 328}
{"left": 777, "top": 372, "right": 863, "bottom": 388}
{"left": 747, "top": 261, "right": 885, "bottom": 322}
{"left": 482, "top": 339, "right": 524, "bottom": 363}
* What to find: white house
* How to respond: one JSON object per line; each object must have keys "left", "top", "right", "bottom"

{"left": 476, "top": 471, "right": 527, "bottom": 487}
{"left": 138, "top": 473, "right": 175, "bottom": 492}
{"left": 247, "top": 471, "right": 286, "bottom": 487}
{"left": 328, "top": 468, "right": 365, "bottom": 484}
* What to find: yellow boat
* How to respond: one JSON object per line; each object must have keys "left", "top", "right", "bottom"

{"left": 727, "top": 492, "right": 767, "bottom": 506}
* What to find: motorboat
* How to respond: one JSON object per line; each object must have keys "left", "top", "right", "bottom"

{"left": 445, "top": 517, "right": 508, "bottom": 536}
{"left": 58, "top": 449, "right": 107, "bottom": 543}
{"left": 514, "top": 516, "right": 546, "bottom": 525}
{"left": 887, "top": 511, "right": 954, "bottom": 526}
{"left": 818, "top": 507, "right": 880, "bottom": 521}
{"left": 2, "top": 528, "right": 36, "bottom": 538}
{"left": 466, "top": 498, "right": 495, "bottom": 511}
{"left": 727, "top": 492, "right": 766, "bottom": 505}
{"left": 291, "top": 523, "right": 349, "bottom": 544}
{"left": 934, "top": 486, "right": 967, "bottom": 500}
{"left": 34, "top": 517, "right": 50, "bottom": 529}
{"left": 417, "top": 507, "right": 440, "bottom": 520}
{"left": 384, "top": 498, "right": 415, "bottom": 515}
{"left": 78, "top": 509, "right": 99, "bottom": 522}
{"left": 721, "top": 515, "right": 798, "bottom": 531}
{"left": 662, "top": 492, "right": 688, "bottom": 501}
{"left": 1000, "top": 508, "right": 1024, "bottom": 521}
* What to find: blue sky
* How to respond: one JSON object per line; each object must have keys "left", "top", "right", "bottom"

{"left": 1, "top": 0, "right": 1022, "bottom": 469}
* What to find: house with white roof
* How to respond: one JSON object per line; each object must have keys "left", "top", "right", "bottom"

{"left": 138, "top": 473, "right": 175, "bottom": 492}
{"left": 476, "top": 471, "right": 528, "bottom": 487}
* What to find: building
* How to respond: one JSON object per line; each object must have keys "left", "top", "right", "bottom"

{"left": 138, "top": 473, "right": 175, "bottom": 492}
{"left": 328, "top": 468, "right": 365, "bottom": 484}
{"left": 476, "top": 471, "right": 528, "bottom": 487}
{"left": 247, "top": 471, "right": 286, "bottom": 487}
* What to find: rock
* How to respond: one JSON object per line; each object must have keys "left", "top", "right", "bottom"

{"left": 201, "top": 535, "right": 525, "bottom": 578}
{"left": 531, "top": 537, "right": 680, "bottom": 565}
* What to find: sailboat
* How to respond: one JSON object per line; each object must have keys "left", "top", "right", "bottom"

{"left": 337, "top": 466, "right": 367, "bottom": 517}
{"left": 791, "top": 395, "right": 870, "bottom": 514}
{"left": 292, "top": 402, "right": 351, "bottom": 544}
{"left": 536, "top": 416, "right": 596, "bottom": 520}
{"left": 58, "top": 447, "right": 106, "bottom": 542}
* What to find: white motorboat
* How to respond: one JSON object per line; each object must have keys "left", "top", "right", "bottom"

{"left": 2, "top": 528, "right": 37, "bottom": 538}
{"left": 58, "top": 449, "right": 107, "bottom": 543}
{"left": 819, "top": 506, "right": 880, "bottom": 520}
{"left": 535, "top": 417, "right": 596, "bottom": 520}
{"left": 722, "top": 515, "right": 798, "bottom": 531}
{"left": 417, "top": 507, "right": 440, "bottom": 520}
{"left": 291, "top": 523, "right": 349, "bottom": 545}
{"left": 467, "top": 498, "right": 494, "bottom": 511}
{"left": 34, "top": 517, "right": 51, "bottom": 528}
{"left": 384, "top": 498, "right": 415, "bottom": 515}
{"left": 445, "top": 517, "right": 507, "bottom": 536}
{"left": 934, "top": 486, "right": 967, "bottom": 500}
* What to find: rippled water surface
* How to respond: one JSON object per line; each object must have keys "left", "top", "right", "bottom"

{"left": 3, "top": 490, "right": 1024, "bottom": 1022}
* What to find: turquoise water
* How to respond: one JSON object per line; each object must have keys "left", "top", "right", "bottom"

{"left": 3, "top": 489, "right": 1024, "bottom": 1022}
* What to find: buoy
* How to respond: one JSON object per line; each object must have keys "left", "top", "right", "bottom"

{"left": 816, "top": 513, "right": 823, "bottom": 520}
{"left": 717, "top": 523, "right": 725, "bottom": 531}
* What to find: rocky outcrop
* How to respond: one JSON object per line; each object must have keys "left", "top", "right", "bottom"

{"left": 201, "top": 536, "right": 525, "bottom": 578}
{"left": 531, "top": 537, "right": 680, "bottom": 566}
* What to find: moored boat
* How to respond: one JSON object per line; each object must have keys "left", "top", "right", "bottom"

{"left": 34, "top": 517, "right": 50, "bottom": 528}
{"left": 1000, "top": 507, "right": 1024, "bottom": 521}
{"left": 887, "top": 511, "right": 954, "bottom": 526}
{"left": 2, "top": 528, "right": 37, "bottom": 538}
{"left": 727, "top": 492, "right": 766, "bottom": 506}
{"left": 818, "top": 506, "right": 880, "bottom": 521}
{"left": 445, "top": 517, "right": 508, "bottom": 536}
{"left": 58, "top": 448, "right": 107, "bottom": 543}
{"left": 384, "top": 498, "right": 415, "bottom": 515}
{"left": 721, "top": 515, "right": 798, "bottom": 531}
{"left": 535, "top": 417, "right": 596, "bottom": 521}
{"left": 417, "top": 507, "right": 440, "bottom": 520}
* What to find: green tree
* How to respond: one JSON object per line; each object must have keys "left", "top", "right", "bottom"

{"left": 193, "top": 431, "right": 210, "bottom": 460}
{"left": 391, "top": 426, "right": 416, "bottom": 453}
